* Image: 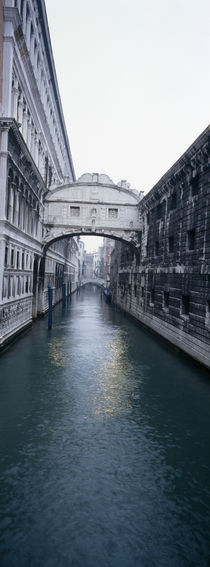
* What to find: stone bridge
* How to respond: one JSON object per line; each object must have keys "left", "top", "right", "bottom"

{"left": 43, "top": 173, "right": 143, "bottom": 250}
{"left": 80, "top": 278, "right": 106, "bottom": 288}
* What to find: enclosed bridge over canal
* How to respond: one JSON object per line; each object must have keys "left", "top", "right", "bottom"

{"left": 43, "top": 173, "right": 143, "bottom": 250}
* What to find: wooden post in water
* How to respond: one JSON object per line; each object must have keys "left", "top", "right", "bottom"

{"left": 62, "top": 283, "right": 66, "bottom": 308}
{"left": 48, "top": 286, "right": 53, "bottom": 329}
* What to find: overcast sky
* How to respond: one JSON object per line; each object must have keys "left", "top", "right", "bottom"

{"left": 45, "top": 0, "right": 210, "bottom": 251}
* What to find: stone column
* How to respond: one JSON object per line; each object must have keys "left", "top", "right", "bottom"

{"left": 18, "top": 193, "right": 22, "bottom": 228}
{"left": 0, "top": 125, "right": 9, "bottom": 220}
{"left": 17, "top": 94, "right": 24, "bottom": 127}
{"left": 16, "top": 191, "right": 20, "bottom": 227}
{"left": 30, "top": 34, "right": 35, "bottom": 66}
{"left": 12, "top": 77, "right": 19, "bottom": 119}
{"left": 0, "top": 237, "right": 6, "bottom": 302}
{"left": 1, "top": 20, "right": 13, "bottom": 117}
{"left": 26, "top": 17, "right": 31, "bottom": 50}
{"left": 38, "top": 141, "right": 42, "bottom": 171}
{"left": 27, "top": 117, "right": 32, "bottom": 149}
{"left": 13, "top": 188, "right": 19, "bottom": 226}
{"left": 22, "top": 108, "right": 28, "bottom": 141}
{"left": 8, "top": 183, "right": 14, "bottom": 223}
{"left": 30, "top": 124, "right": 35, "bottom": 159}
{"left": 22, "top": 0, "right": 27, "bottom": 34}
{"left": 22, "top": 197, "right": 26, "bottom": 231}
{"left": 34, "top": 132, "right": 39, "bottom": 166}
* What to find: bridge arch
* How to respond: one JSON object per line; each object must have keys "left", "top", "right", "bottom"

{"left": 43, "top": 173, "right": 142, "bottom": 252}
{"left": 43, "top": 229, "right": 141, "bottom": 255}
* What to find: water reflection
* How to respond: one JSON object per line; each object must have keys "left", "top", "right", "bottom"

{"left": 48, "top": 337, "right": 72, "bottom": 368}
{"left": 94, "top": 332, "right": 136, "bottom": 417}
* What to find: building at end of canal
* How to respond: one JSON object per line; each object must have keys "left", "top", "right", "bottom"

{"left": 110, "top": 126, "right": 210, "bottom": 369}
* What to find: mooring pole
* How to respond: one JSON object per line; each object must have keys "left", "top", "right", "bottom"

{"left": 48, "top": 285, "right": 53, "bottom": 329}
{"left": 70, "top": 281, "right": 72, "bottom": 302}
{"left": 62, "top": 283, "right": 66, "bottom": 308}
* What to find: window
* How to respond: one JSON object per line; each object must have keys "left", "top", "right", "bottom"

{"left": 163, "top": 291, "right": 169, "bottom": 309}
{"left": 16, "top": 251, "right": 19, "bottom": 269}
{"left": 171, "top": 192, "right": 177, "bottom": 210}
{"left": 191, "top": 175, "right": 199, "bottom": 196}
{"left": 22, "top": 252, "right": 25, "bottom": 270}
{"left": 4, "top": 246, "right": 8, "bottom": 266}
{"left": 108, "top": 208, "right": 118, "bottom": 218}
{"left": 11, "top": 249, "right": 14, "bottom": 267}
{"left": 182, "top": 295, "right": 190, "bottom": 316}
{"left": 141, "top": 286, "right": 144, "bottom": 298}
{"left": 187, "top": 229, "right": 195, "bottom": 251}
{"left": 157, "top": 203, "right": 162, "bottom": 219}
{"left": 155, "top": 241, "right": 159, "bottom": 256}
{"left": 168, "top": 235, "right": 174, "bottom": 253}
{"left": 70, "top": 206, "right": 80, "bottom": 217}
{"left": 17, "top": 276, "right": 21, "bottom": 295}
{"left": 12, "top": 278, "right": 15, "bottom": 297}
{"left": 3, "top": 276, "right": 7, "bottom": 298}
{"left": 150, "top": 288, "right": 155, "bottom": 304}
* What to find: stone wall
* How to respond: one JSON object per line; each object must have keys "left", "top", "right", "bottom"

{"left": 110, "top": 127, "right": 210, "bottom": 369}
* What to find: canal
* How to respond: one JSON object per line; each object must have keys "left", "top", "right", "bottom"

{"left": 0, "top": 288, "right": 209, "bottom": 567}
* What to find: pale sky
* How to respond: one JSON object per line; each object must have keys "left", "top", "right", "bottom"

{"left": 45, "top": 0, "right": 210, "bottom": 252}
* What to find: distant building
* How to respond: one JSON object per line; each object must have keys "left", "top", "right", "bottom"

{"left": 102, "top": 238, "right": 115, "bottom": 282}
{"left": 83, "top": 253, "right": 94, "bottom": 279}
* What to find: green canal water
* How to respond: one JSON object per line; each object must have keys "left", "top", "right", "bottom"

{"left": 0, "top": 288, "right": 209, "bottom": 567}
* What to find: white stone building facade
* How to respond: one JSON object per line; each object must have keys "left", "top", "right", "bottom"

{"left": 0, "top": 0, "right": 79, "bottom": 347}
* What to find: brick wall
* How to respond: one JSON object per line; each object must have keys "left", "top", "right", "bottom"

{"left": 111, "top": 127, "right": 210, "bottom": 368}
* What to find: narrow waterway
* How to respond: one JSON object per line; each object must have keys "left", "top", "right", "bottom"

{"left": 0, "top": 288, "right": 209, "bottom": 567}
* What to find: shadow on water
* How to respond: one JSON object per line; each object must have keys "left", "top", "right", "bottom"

{"left": 0, "top": 287, "right": 209, "bottom": 567}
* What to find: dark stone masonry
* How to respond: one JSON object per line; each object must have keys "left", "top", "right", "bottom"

{"left": 110, "top": 126, "right": 210, "bottom": 369}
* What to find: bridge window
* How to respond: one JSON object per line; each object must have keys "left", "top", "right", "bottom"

{"left": 70, "top": 206, "right": 80, "bottom": 217}
{"left": 108, "top": 208, "right": 118, "bottom": 219}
